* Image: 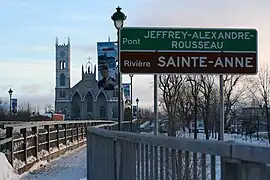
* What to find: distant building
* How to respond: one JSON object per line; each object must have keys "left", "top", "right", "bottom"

{"left": 189, "top": 119, "right": 204, "bottom": 132}
{"left": 240, "top": 106, "right": 267, "bottom": 132}
{"left": 54, "top": 37, "right": 118, "bottom": 120}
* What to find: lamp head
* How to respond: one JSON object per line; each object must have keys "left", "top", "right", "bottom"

{"left": 111, "top": 6, "right": 127, "bottom": 30}
{"left": 8, "top": 88, "right": 13, "bottom": 96}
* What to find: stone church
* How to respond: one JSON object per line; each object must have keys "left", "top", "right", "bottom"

{"left": 54, "top": 38, "right": 118, "bottom": 120}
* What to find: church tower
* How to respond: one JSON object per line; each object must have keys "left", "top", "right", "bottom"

{"left": 55, "top": 37, "right": 71, "bottom": 111}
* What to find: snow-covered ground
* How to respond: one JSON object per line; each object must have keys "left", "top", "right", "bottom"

{"left": 176, "top": 131, "right": 270, "bottom": 147}
{"left": 141, "top": 130, "right": 269, "bottom": 146}
{"left": 19, "top": 146, "right": 87, "bottom": 180}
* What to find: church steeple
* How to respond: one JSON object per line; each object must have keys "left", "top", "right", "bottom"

{"left": 68, "top": 36, "right": 70, "bottom": 46}
{"left": 81, "top": 65, "right": 84, "bottom": 79}
{"left": 85, "top": 57, "right": 92, "bottom": 74}
{"left": 55, "top": 37, "right": 58, "bottom": 46}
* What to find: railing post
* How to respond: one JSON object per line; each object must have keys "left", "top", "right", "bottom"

{"left": 76, "top": 123, "right": 79, "bottom": 142}
{"left": 71, "top": 123, "right": 74, "bottom": 143}
{"left": 44, "top": 125, "right": 50, "bottom": 158}
{"left": 87, "top": 129, "right": 92, "bottom": 180}
{"left": 64, "top": 124, "right": 67, "bottom": 148}
{"left": 23, "top": 128, "right": 28, "bottom": 164}
{"left": 6, "top": 126, "right": 13, "bottom": 166}
{"left": 84, "top": 123, "right": 87, "bottom": 140}
{"left": 81, "top": 124, "right": 84, "bottom": 140}
{"left": 113, "top": 139, "right": 119, "bottom": 180}
{"left": 31, "top": 126, "right": 38, "bottom": 159}
{"left": 55, "top": 124, "right": 60, "bottom": 149}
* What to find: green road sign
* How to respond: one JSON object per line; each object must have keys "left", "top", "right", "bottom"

{"left": 120, "top": 27, "right": 257, "bottom": 52}
{"left": 119, "top": 27, "right": 258, "bottom": 74}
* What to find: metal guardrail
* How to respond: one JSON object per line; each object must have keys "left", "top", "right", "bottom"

{"left": 87, "top": 127, "right": 270, "bottom": 180}
{"left": 0, "top": 120, "right": 115, "bottom": 128}
{"left": 0, "top": 137, "right": 12, "bottom": 145}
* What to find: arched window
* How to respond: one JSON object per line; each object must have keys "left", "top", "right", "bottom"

{"left": 60, "top": 90, "right": 66, "bottom": 98}
{"left": 62, "top": 61, "right": 66, "bottom": 69}
{"left": 100, "top": 106, "right": 105, "bottom": 118}
{"left": 87, "top": 97, "right": 92, "bottom": 112}
{"left": 60, "top": 73, "right": 66, "bottom": 86}
{"left": 112, "top": 107, "right": 117, "bottom": 118}
{"left": 113, "top": 88, "right": 118, "bottom": 97}
{"left": 59, "top": 61, "right": 62, "bottom": 69}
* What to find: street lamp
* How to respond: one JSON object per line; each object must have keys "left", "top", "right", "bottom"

{"left": 129, "top": 74, "right": 134, "bottom": 132}
{"left": 111, "top": 6, "right": 127, "bottom": 131}
{"left": 136, "top": 98, "right": 139, "bottom": 119}
{"left": 8, "top": 88, "right": 13, "bottom": 116}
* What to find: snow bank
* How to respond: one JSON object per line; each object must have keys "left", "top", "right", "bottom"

{"left": 25, "top": 160, "right": 48, "bottom": 174}
{"left": 13, "top": 158, "right": 25, "bottom": 169}
{"left": 0, "top": 128, "right": 6, "bottom": 138}
{"left": 0, "top": 153, "right": 19, "bottom": 180}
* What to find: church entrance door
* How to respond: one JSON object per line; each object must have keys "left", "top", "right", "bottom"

{"left": 73, "top": 106, "right": 80, "bottom": 119}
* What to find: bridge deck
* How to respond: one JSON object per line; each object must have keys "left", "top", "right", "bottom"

{"left": 20, "top": 146, "right": 87, "bottom": 180}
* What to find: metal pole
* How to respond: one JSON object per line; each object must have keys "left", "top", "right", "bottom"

{"left": 136, "top": 101, "right": 139, "bottom": 120}
{"left": 130, "top": 75, "right": 133, "bottom": 132}
{"left": 154, "top": 74, "right": 159, "bottom": 135}
{"left": 9, "top": 95, "right": 12, "bottom": 116}
{"left": 219, "top": 74, "right": 224, "bottom": 140}
{"left": 117, "top": 30, "right": 122, "bottom": 131}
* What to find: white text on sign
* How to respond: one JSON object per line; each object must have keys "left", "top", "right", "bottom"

{"left": 157, "top": 56, "right": 254, "bottom": 68}
{"left": 122, "top": 38, "right": 141, "bottom": 45}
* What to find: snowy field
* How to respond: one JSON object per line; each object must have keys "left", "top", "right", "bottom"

{"left": 142, "top": 130, "right": 270, "bottom": 147}
{"left": 178, "top": 132, "right": 270, "bottom": 147}
{"left": 19, "top": 146, "right": 87, "bottom": 180}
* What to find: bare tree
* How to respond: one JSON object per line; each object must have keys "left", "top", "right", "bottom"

{"left": 185, "top": 75, "right": 202, "bottom": 179}
{"left": 0, "top": 99, "right": 8, "bottom": 120}
{"left": 178, "top": 83, "right": 193, "bottom": 133}
{"left": 223, "top": 75, "right": 246, "bottom": 129}
{"left": 210, "top": 88, "right": 220, "bottom": 139}
{"left": 159, "top": 75, "right": 184, "bottom": 136}
{"left": 45, "top": 104, "right": 53, "bottom": 113}
{"left": 248, "top": 67, "right": 270, "bottom": 143}
{"left": 36, "top": 105, "right": 40, "bottom": 114}
{"left": 198, "top": 75, "right": 216, "bottom": 139}
{"left": 186, "top": 75, "right": 201, "bottom": 139}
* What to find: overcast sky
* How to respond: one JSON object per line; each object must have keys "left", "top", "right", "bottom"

{"left": 0, "top": 0, "right": 269, "bottom": 110}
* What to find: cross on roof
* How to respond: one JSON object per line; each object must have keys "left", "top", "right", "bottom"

{"left": 86, "top": 57, "right": 92, "bottom": 62}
